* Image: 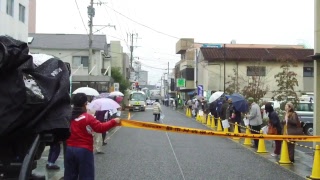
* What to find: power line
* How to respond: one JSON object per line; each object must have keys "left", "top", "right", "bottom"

{"left": 104, "top": 5, "right": 180, "bottom": 39}
{"left": 74, "top": 0, "right": 88, "bottom": 35}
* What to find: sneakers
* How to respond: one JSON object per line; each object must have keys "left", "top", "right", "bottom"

{"left": 46, "top": 164, "right": 60, "bottom": 170}
{"left": 270, "top": 153, "right": 279, "bottom": 157}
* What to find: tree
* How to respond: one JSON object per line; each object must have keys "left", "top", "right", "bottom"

{"left": 111, "top": 67, "right": 130, "bottom": 93}
{"left": 272, "top": 58, "right": 299, "bottom": 105}
{"left": 241, "top": 76, "right": 269, "bottom": 102}
{"left": 225, "top": 68, "right": 241, "bottom": 95}
{"left": 241, "top": 66, "right": 269, "bottom": 102}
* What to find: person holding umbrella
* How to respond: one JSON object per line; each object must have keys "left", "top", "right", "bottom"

{"left": 64, "top": 93, "right": 121, "bottom": 179}
{"left": 246, "top": 97, "right": 263, "bottom": 148}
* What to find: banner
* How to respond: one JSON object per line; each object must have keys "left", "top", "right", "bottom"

{"left": 120, "top": 120, "right": 320, "bottom": 142}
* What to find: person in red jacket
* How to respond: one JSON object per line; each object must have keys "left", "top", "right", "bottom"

{"left": 64, "top": 93, "right": 121, "bottom": 180}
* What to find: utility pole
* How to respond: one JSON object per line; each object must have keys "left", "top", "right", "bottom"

{"left": 167, "top": 62, "right": 169, "bottom": 96}
{"left": 129, "top": 33, "right": 139, "bottom": 80}
{"left": 130, "top": 33, "right": 134, "bottom": 69}
{"left": 223, "top": 44, "right": 226, "bottom": 93}
{"left": 88, "top": 0, "right": 94, "bottom": 74}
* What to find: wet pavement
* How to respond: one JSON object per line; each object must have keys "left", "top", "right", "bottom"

{"left": 175, "top": 107, "right": 315, "bottom": 179}
{"left": 32, "top": 106, "right": 314, "bottom": 179}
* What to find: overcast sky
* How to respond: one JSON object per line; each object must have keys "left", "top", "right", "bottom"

{"left": 36, "top": 0, "right": 314, "bottom": 85}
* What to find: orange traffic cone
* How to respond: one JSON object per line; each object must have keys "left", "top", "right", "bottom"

{"left": 210, "top": 116, "right": 216, "bottom": 130}
{"left": 243, "top": 126, "right": 252, "bottom": 146}
{"left": 233, "top": 122, "right": 240, "bottom": 140}
{"left": 278, "top": 140, "right": 292, "bottom": 164}
{"left": 307, "top": 145, "right": 320, "bottom": 179}
{"left": 206, "top": 115, "right": 211, "bottom": 126}
{"left": 256, "top": 130, "right": 268, "bottom": 153}
{"left": 216, "top": 118, "right": 223, "bottom": 131}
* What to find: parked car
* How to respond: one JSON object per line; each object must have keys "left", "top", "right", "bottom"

{"left": 295, "top": 101, "right": 313, "bottom": 136}
{"left": 146, "top": 99, "right": 153, "bottom": 105}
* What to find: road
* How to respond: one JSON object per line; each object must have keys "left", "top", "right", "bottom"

{"left": 93, "top": 106, "right": 304, "bottom": 180}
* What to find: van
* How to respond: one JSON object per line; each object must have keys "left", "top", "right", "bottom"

{"left": 295, "top": 101, "right": 313, "bottom": 135}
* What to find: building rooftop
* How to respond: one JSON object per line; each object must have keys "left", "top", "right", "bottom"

{"left": 200, "top": 47, "right": 314, "bottom": 61}
{"left": 28, "top": 33, "right": 106, "bottom": 50}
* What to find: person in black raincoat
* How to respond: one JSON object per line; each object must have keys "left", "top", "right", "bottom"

{"left": 265, "top": 102, "right": 282, "bottom": 156}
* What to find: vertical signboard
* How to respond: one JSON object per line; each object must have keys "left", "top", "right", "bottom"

{"left": 197, "top": 85, "right": 203, "bottom": 97}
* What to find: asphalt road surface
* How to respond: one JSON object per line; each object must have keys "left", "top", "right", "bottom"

{"left": 94, "top": 106, "right": 304, "bottom": 180}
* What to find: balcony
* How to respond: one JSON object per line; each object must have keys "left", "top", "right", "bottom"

{"left": 180, "top": 60, "right": 195, "bottom": 70}
{"left": 176, "top": 38, "right": 194, "bottom": 54}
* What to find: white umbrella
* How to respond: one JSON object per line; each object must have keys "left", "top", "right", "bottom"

{"left": 208, "top": 91, "right": 224, "bottom": 103}
{"left": 109, "top": 91, "right": 124, "bottom": 97}
{"left": 72, "top": 87, "right": 99, "bottom": 96}
{"left": 87, "top": 98, "right": 120, "bottom": 112}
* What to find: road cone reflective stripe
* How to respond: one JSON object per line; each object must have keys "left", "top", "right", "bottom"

{"left": 307, "top": 145, "right": 320, "bottom": 179}
{"left": 278, "top": 140, "right": 292, "bottom": 164}
{"left": 243, "top": 126, "right": 252, "bottom": 146}
{"left": 210, "top": 116, "right": 216, "bottom": 130}
{"left": 257, "top": 130, "right": 268, "bottom": 153}
{"left": 206, "top": 115, "right": 211, "bottom": 126}
{"left": 233, "top": 122, "right": 240, "bottom": 140}
{"left": 217, "top": 118, "right": 223, "bottom": 131}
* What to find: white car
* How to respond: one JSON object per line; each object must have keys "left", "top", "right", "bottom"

{"left": 261, "top": 101, "right": 281, "bottom": 110}
{"left": 146, "top": 100, "right": 153, "bottom": 105}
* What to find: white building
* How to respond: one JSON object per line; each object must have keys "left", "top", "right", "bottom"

{"left": 28, "top": 33, "right": 112, "bottom": 92}
{"left": 138, "top": 70, "right": 148, "bottom": 86}
{"left": 0, "top": 0, "right": 29, "bottom": 42}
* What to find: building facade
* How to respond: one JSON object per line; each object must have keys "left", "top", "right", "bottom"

{"left": 0, "top": 0, "right": 29, "bottom": 42}
{"left": 28, "top": 0, "right": 36, "bottom": 33}
{"left": 28, "top": 33, "right": 112, "bottom": 92}
{"left": 175, "top": 38, "right": 314, "bottom": 101}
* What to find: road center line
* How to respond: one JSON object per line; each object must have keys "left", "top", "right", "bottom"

{"left": 161, "top": 117, "right": 186, "bottom": 180}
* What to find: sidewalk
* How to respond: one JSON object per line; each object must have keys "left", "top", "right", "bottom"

{"left": 174, "top": 107, "right": 314, "bottom": 179}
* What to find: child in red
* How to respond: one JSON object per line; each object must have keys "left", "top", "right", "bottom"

{"left": 64, "top": 93, "right": 121, "bottom": 180}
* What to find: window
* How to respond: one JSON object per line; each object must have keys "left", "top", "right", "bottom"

{"left": 72, "top": 56, "right": 89, "bottom": 68}
{"left": 303, "top": 67, "right": 313, "bottom": 77}
{"left": 181, "top": 54, "right": 185, "bottom": 60}
{"left": 247, "top": 66, "right": 266, "bottom": 76}
{"left": 129, "top": 93, "right": 146, "bottom": 101}
{"left": 19, "top": 4, "right": 25, "bottom": 22}
{"left": 296, "top": 103, "right": 313, "bottom": 112}
{"left": 6, "top": 0, "right": 14, "bottom": 16}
